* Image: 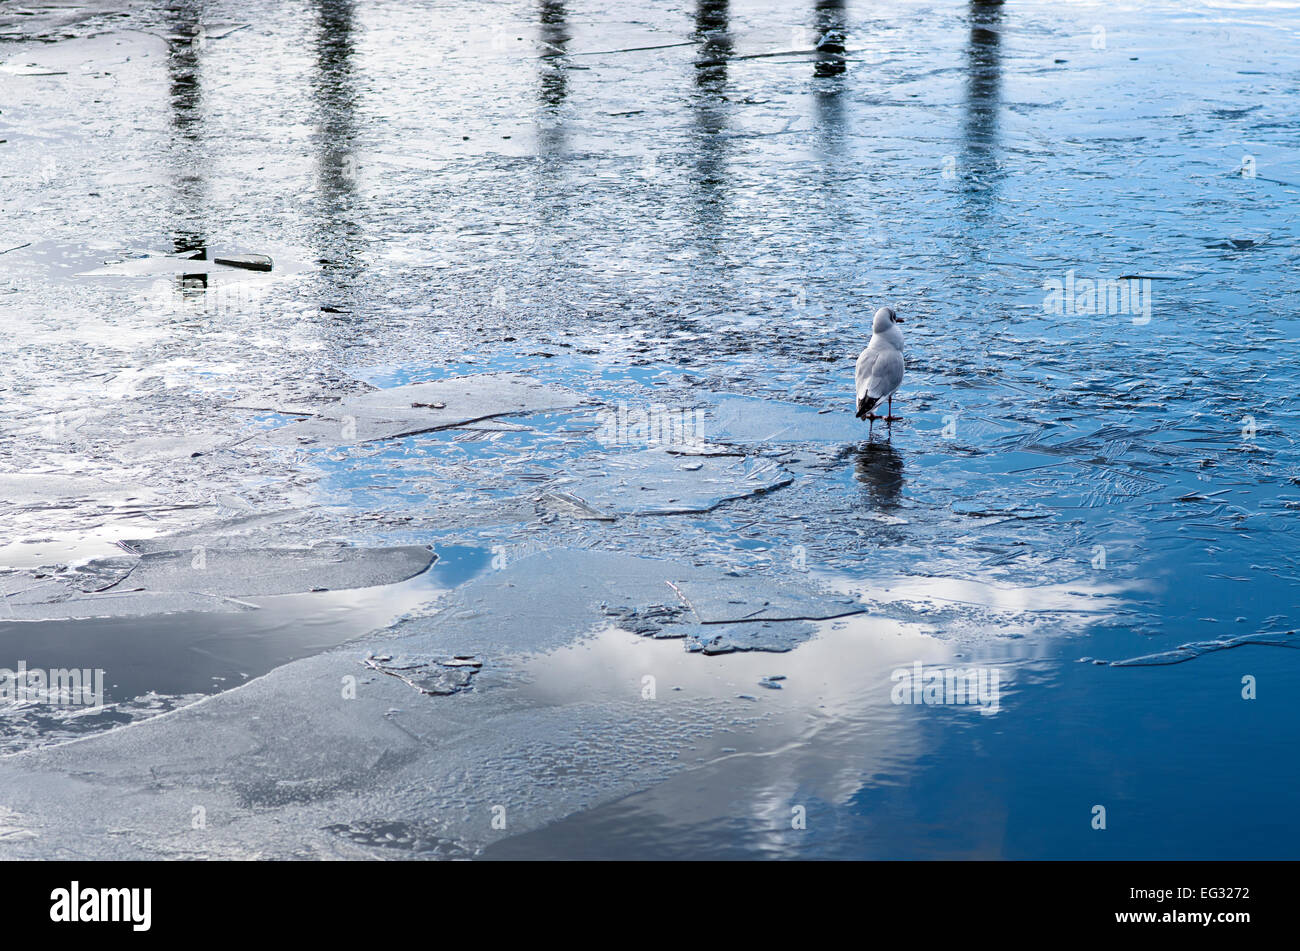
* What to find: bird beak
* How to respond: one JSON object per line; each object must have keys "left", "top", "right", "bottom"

{"left": 895, "top": 317, "right": 905, "bottom": 323}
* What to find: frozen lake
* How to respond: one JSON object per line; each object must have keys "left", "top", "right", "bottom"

{"left": 0, "top": 0, "right": 1297, "bottom": 858}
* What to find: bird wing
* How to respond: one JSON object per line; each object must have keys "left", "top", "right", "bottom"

{"left": 866, "top": 347, "right": 904, "bottom": 400}
{"left": 855, "top": 347, "right": 880, "bottom": 401}
{"left": 856, "top": 345, "right": 904, "bottom": 401}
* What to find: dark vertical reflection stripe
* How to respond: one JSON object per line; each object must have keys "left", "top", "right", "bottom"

{"left": 956, "top": 0, "right": 1005, "bottom": 304}
{"left": 532, "top": 1, "right": 571, "bottom": 272}
{"left": 812, "top": 0, "right": 848, "bottom": 155}
{"left": 310, "top": 0, "right": 362, "bottom": 320}
{"left": 813, "top": 0, "right": 847, "bottom": 77}
{"left": 692, "top": 0, "right": 732, "bottom": 229}
{"left": 163, "top": 1, "right": 206, "bottom": 290}
{"left": 538, "top": 0, "right": 571, "bottom": 112}
{"left": 963, "top": 0, "right": 1004, "bottom": 205}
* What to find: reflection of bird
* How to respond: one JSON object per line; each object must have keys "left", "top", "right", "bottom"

{"left": 854, "top": 441, "right": 905, "bottom": 509}
{"left": 855, "top": 307, "right": 905, "bottom": 423}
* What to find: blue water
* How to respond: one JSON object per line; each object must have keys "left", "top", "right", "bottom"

{"left": 1, "top": 0, "right": 1296, "bottom": 857}
{"left": 488, "top": 636, "right": 1300, "bottom": 859}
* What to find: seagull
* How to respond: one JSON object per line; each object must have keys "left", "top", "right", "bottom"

{"left": 855, "top": 306, "right": 905, "bottom": 424}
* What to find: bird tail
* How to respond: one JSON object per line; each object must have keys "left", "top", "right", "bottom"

{"left": 856, "top": 395, "right": 880, "bottom": 419}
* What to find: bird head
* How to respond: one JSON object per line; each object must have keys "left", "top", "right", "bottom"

{"left": 872, "top": 307, "right": 903, "bottom": 333}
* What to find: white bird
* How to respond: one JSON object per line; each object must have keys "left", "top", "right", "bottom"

{"left": 855, "top": 306, "right": 905, "bottom": 423}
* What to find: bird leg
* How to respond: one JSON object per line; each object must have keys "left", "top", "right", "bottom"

{"left": 884, "top": 395, "right": 903, "bottom": 423}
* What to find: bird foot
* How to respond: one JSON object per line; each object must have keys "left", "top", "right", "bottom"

{"left": 884, "top": 416, "right": 904, "bottom": 422}
{"left": 864, "top": 413, "right": 881, "bottom": 421}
